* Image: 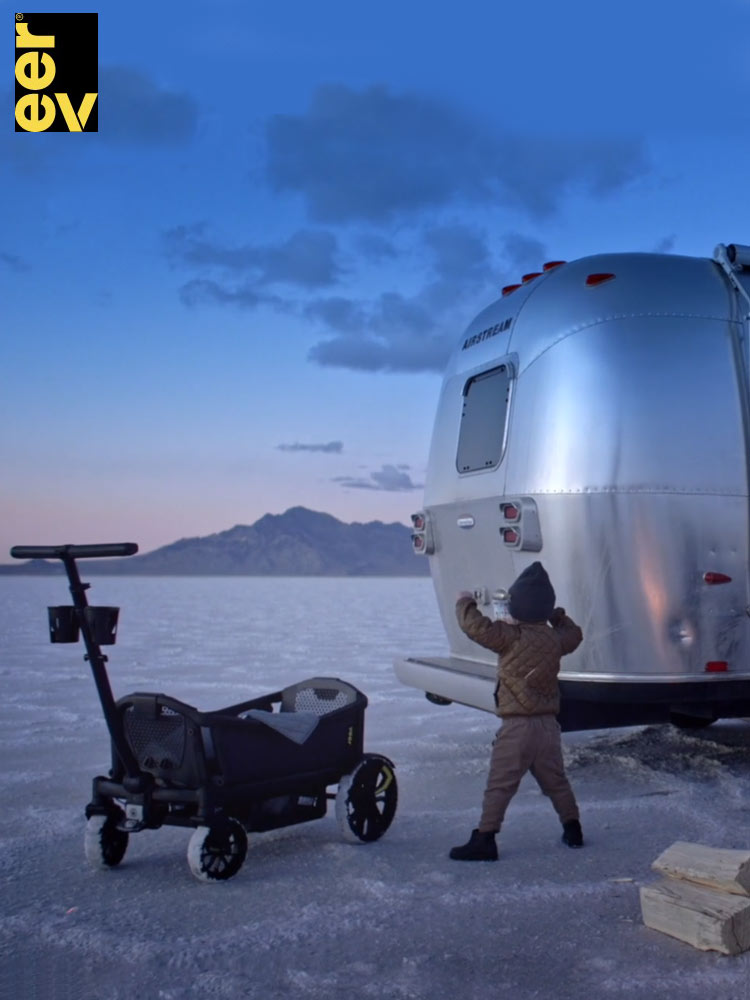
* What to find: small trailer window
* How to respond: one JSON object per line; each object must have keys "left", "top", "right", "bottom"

{"left": 456, "top": 364, "right": 511, "bottom": 473}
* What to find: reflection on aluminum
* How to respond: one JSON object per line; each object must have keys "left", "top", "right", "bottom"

{"left": 669, "top": 618, "right": 696, "bottom": 648}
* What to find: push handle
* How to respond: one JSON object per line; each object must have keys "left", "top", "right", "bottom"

{"left": 10, "top": 543, "right": 139, "bottom": 560}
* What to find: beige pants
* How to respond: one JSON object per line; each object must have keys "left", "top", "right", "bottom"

{"left": 477, "top": 715, "right": 579, "bottom": 834}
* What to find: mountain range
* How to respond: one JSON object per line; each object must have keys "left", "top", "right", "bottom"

{"left": 3, "top": 507, "right": 429, "bottom": 576}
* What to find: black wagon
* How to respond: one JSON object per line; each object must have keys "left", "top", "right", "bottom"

{"left": 10, "top": 542, "right": 398, "bottom": 881}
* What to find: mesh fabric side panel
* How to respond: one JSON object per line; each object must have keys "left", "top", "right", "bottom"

{"left": 123, "top": 707, "right": 187, "bottom": 770}
{"left": 291, "top": 687, "right": 352, "bottom": 715}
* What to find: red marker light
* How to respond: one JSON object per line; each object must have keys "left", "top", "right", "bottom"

{"left": 705, "top": 661, "right": 729, "bottom": 673}
{"left": 412, "top": 534, "right": 425, "bottom": 551}
{"left": 543, "top": 260, "right": 566, "bottom": 271}
{"left": 502, "top": 283, "right": 521, "bottom": 296}
{"left": 703, "top": 572, "right": 732, "bottom": 584}
{"left": 411, "top": 513, "right": 425, "bottom": 531}
{"left": 501, "top": 503, "right": 520, "bottom": 521}
{"left": 502, "top": 528, "right": 519, "bottom": 545}
{"left": 585, "top": 273, "right": 616, "bottom": 286}
{"left": 522, "top": 272, "right": 542, "bottom": 283}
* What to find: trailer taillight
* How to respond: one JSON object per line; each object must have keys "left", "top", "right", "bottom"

{"left": 410, "top": 511, "right": 434, "bottom": 555}
{"left": 502, "top": 528, "right": 519, "bottom": 545}
{"left": 501, "top": 503, "right": 520, "bottom": 521}
{"left": 705, "top": 661, "right": 729, "bottom": 673}
{"left": 585, "top": 273, "right": 615, "bottom": 286}
{"left": 703, "top": 572, "right": 732, "bottom": 584}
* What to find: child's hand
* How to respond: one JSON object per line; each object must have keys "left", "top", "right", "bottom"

{"left": 457, "top": 590, "right": 474, "bottom": 601}
{"left": 549, "top": 607, "right": 566, "bottom": 626}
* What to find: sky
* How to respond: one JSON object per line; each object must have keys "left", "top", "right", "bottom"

{"left": 3, "top": 0, "right": 750, "bottom": 561}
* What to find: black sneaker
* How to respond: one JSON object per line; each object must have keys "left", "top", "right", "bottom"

{"left": 561, "top": 819, "right": 584, "bottom": 848}
{"left": 449, "top": 829, "right": 498, "bottom": 861}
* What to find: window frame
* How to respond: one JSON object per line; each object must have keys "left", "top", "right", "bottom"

{"left": 455, "top": 361, "right": 515, "bottom": 475}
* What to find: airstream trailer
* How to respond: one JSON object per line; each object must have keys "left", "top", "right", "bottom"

{"left": 395, "top": 243, "right": 750, "bottom": 731}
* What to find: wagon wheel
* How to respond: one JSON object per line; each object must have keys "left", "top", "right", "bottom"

{"left": 336, "top": 754, "right": 398, "bottom": 843}
{"left": 84, "top": 808, "right": 129, "bottom": 869}
{"left": 187, "top": 818, "right": 248, "bottom": 882}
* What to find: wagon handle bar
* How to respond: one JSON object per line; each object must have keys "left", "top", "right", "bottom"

{"left": 10, "top": 543, "right": 138, "bottom": 560}
{"left": 10, "top": 540, "right": 146, "bottom": 790}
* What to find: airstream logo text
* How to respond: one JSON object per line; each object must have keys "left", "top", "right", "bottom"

{"left": 462, "top": 318, "right": 512, "bottom": 350}
{"left": 14, "top": 13, "right": 98, "bottom": 132}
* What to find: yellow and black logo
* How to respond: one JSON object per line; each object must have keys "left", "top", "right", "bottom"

{"left": 15, "top": 13, "right": 98, "bottom": 132}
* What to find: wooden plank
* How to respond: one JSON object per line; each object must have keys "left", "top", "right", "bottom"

{"left": 640, "top": 879, "right": 750, "bottom": 955}
{"left": 652, "top": 841, "right": 750, "bottom": 896}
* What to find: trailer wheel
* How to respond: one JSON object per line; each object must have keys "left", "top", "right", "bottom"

{"left": 336, "top": 754, "right": 398, "bottom": 843}
{"left": 670, "top": 712, "right": 715, "bottom": 730}
{"left": 84, "top": 809, "right": 129, "bottom": 869}
{"left": 187, "top": 819, "right": 247, "bottom": 882}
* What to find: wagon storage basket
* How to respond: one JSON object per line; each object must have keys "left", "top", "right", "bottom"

{"left": 115, "top": 677, "right": 367, "bottom": 791}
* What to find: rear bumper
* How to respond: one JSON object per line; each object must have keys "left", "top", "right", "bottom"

{"left": 394, "top": 655, "right": 750, "bottom": 731}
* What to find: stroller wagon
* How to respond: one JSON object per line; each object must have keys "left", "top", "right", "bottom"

{"left": 10, "top": 542, "right": 398, "bottom": 882}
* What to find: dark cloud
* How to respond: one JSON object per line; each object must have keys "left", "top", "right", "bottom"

{"left": 179, "top": 278, "right": 263, "bottom": 309}
{"left": 0, "top": 251, "right": 30, "bottom": 272}
{"left": 172, "top": 218, "right": 554, "bottom": 373}
{"left": 424, "top": 224, "right": 492, "bottom": 284}
{"left": 99, "top": 67, "right": 197, "bottom": 145}
{"left": 354, "top": 233, "right": 398, "bottom": 262}
{"left": 305, "top": 223, "right": 495, "bottom": 373}
{"left": 166, "top": 224, "right": 342, "bottom": 289}
{"left": 500, "top": 233, "right": 549, "bottom": 275}
{"left": 265, "top": 84, "right": 648, "bottom": 223}
{"left": 277, "top": 441, "right": 343, "bottom": 453}
{"left": 333, "top": 464, "right": 423, "bottom": 491}
{"left": 305, "top": 290, "right": 451, "bottom": 373}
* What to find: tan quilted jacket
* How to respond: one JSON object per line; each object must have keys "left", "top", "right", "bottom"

{"left": 455, "top": 598, "right": 583, "bottom": 717}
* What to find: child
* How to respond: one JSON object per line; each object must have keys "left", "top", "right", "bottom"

{"left": 449, "top": 561, "right": 584, "bottom": 861}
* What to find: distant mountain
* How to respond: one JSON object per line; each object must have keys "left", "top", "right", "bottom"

{"left": 3, "top": 507, "right": 429, "bottom": 576}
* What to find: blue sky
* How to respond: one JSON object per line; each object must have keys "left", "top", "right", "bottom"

{"left": 3, "top": 0, "right": 750, "bottom": 560}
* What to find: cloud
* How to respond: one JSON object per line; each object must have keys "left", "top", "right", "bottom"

{"left": 354, "top": 233, "right": 398, "bottom": 262}
{"left": 333, "top": 464, "right": 423, "bottom": 491}
{"left": 500, "top": 233, "right": 549, "bottom": 275}
{"left": 99, "top": 67, "right": 197, "bottom": 145}
{"left": 0, "top": 251, "right": 30, "bottom": 272}
{"left": 277, "top": 441, "right": 343, "bottom": 453}
{"left": 305, "top": 291, "right": 451, "bottom": 373}
{"left": 305, "top": 223, "right": 496, "bottom": 373}
{"left": 424, "top": 224, "right": 493, "bottom": 284}
{"left": 166, "top": 224, "right": 343, "bottom": 289}
{"left": 265, "top": 84, "right": 648, "bottom": 222}
{"left": 179, "top": 278, "right": 265, "bottom": 309}
{"left": 172, "top": 218, "right": 554, "bottom": 373}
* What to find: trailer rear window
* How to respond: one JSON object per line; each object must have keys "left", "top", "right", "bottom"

{"left": 456, "top": 364, "right": 511, "bottom": 473}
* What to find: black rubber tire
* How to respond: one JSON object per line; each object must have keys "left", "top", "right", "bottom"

{"left": 187, "top": 819, "right": 248, "bottom": 882}
{"left": 84, "top": 809, "right": 129, "bottom": 869}
{"left": 336, "top": 754, "right": 398, "bottom": 843}
{"left": 670, "top": 712, "right": 715, "bottom": 730}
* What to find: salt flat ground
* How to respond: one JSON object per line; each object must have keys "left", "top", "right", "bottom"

{"left": 1, "top": 576, "right": 749, "bottom": 999}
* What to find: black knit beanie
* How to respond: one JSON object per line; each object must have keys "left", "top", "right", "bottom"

{"left": 508, "top": 562, "right": 555, "bottom": 622}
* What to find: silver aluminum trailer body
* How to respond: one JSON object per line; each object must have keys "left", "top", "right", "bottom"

{"left": 396, "top": 244, "right": 750, "bottom": 730}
